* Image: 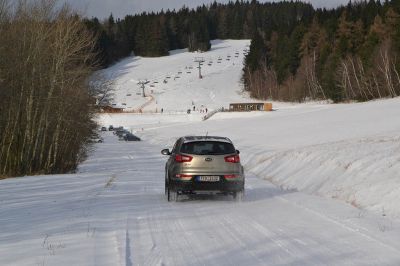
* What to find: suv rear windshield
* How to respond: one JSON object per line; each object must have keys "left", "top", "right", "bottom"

{"left": 180, "top": 141, "right": 235, "bottom": 155}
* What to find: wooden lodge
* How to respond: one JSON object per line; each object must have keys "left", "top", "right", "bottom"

{"left": 229, "top": 103, "right": 273, "bottom": 112}
{"left": 100, "top": 105, "right": 125, "bottom": 113}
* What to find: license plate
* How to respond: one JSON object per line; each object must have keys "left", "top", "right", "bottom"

{"left": 197, "top": 176, "right": 220, "bottom": 182}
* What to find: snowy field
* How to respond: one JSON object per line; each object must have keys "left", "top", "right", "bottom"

{"left": 2, "top": 40, "right": 400, "bottom": 265}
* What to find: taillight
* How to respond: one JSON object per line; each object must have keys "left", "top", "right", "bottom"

{"left": 175, "top": 174, "right": 192, "bottom": 180}
{"left": 224, "top": 174, "right": 240, "bottom": 179}
{"left": 224, "top": 154, "right": 240, "bottom": 163}
{"left": 175, "top": 154, "right": 193, "bottom": 163}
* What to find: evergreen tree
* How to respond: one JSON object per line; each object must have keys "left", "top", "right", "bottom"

{"left": 288, "top": 25, "right": 306, "bottom": 75}
{"left": 245, "top": 30, "right": 266, "bottom": 72}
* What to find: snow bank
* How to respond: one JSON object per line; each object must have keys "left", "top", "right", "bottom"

{"left": 246, "top": 135, "right": 400, "bottom": 219}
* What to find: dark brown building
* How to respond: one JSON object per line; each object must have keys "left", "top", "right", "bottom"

{"left": 229, "top": 103, "right": 273, "bottom": 112}
{"left": 100, "top": 105, "right": 125, "bottom": 113}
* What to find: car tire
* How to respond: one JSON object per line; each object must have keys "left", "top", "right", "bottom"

{"left": 233, "top": 190, "right": 244, "bottom": 202}
{"left": 165, "top": 172, "right": 170, "bottom": 196}
{"left": 167, "top": 188, "right": 178, "bottom": 202}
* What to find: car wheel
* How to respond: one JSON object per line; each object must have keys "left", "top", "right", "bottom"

{"left": 165, "top": 172, "right": 170, "bottom": 196}
{"left": 233, "top": 190, "right": 244, "bottom": 202}
{"left": 167, "top": 188, "right": 178, "bottom": 202}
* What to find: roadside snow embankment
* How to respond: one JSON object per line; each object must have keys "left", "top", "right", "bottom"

{"left": 246, "top": 135, "right": 400, "bottom": 218}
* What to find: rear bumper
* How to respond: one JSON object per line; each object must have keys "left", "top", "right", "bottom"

{"left": 169, "top": 177, "right": 244, "bottom": 193}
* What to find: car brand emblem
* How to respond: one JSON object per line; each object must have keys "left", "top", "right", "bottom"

{"left": 205, "top": 158, "right": 213, "bottom": 162}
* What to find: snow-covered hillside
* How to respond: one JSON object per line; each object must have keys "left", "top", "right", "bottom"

{"left": 2, "top": 40, "right": 400, "bottom": 265}
{"left": 99, "top": 39, "right": 260, "bottom": 112}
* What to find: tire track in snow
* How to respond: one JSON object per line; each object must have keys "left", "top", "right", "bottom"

{"left": 220, "top": 210, "right": 329, "bottom": 266}
{"left": 125, "top": 228, "right": 133, "bottom": 266}
{"left": 143, "top": 206, "right": 200, "bottom": 266}
{"left": 182, "top": 206, "right": 239, "bottom": 266}
{"left": 219, "top": 216, "right": 268, "bottom": 265}
{"left": 277, "top": 195, "right": 400, "bottom": 255}
{"left": 245, "top": 171, "right": 400, "bottom": 257}
{"left": 230, "top": 175, "right": 354, "bottom": 265}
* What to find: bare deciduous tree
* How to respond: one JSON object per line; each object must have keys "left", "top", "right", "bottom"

{"left": 89, "top": 73, "right": 115, "bottom": 107}
{"left": 0, "top": 0, "right": 97, "bottom": 177}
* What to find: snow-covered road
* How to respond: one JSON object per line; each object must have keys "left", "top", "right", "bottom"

{"left": 2, "top": 133, "right": 400, "bottom": 265}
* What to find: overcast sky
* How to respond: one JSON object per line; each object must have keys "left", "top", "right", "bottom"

{"left": 64, "top": 0, "right": 350, "bottom": 19}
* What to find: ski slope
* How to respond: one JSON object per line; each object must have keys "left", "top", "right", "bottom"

{"left": 99, "top": 39, "right": 261, "bottom": 112}
{"left": 2, "top": 40, "right": 400, "bottom": 265}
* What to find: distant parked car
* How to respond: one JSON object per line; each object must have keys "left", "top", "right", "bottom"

{"left": 118, "top": 131, "right": 130, "bottom": 140}
{"left": 124, "top": 133, "right": 141, "bottom": 141}
{"left": 108, "top": 125, "right": 114, "bottom": 131}
{"left": 101, "top": 126, "right": 107, "bottom": 131}
{"left": 115, "top": 128, "right": 128, "bottom": 137}
{"left": 162, "top": 136, "right": 245, "bottom": 202}
{"left": 90, "top": 136, "right": 104, "bottom": 143}
{"left": 113, "top": 126, "right": 123, "bottom": 132}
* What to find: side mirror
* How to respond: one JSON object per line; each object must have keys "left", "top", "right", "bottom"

{"left": 161, "top": 149, "right": 171, "bottom": 155}
{"left": 236, "top": 150, "right": 240, "bottom": 154}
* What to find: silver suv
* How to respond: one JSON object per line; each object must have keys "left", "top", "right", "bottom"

{"left": 161, "top": 136, "right": 245, "bottom": 201}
